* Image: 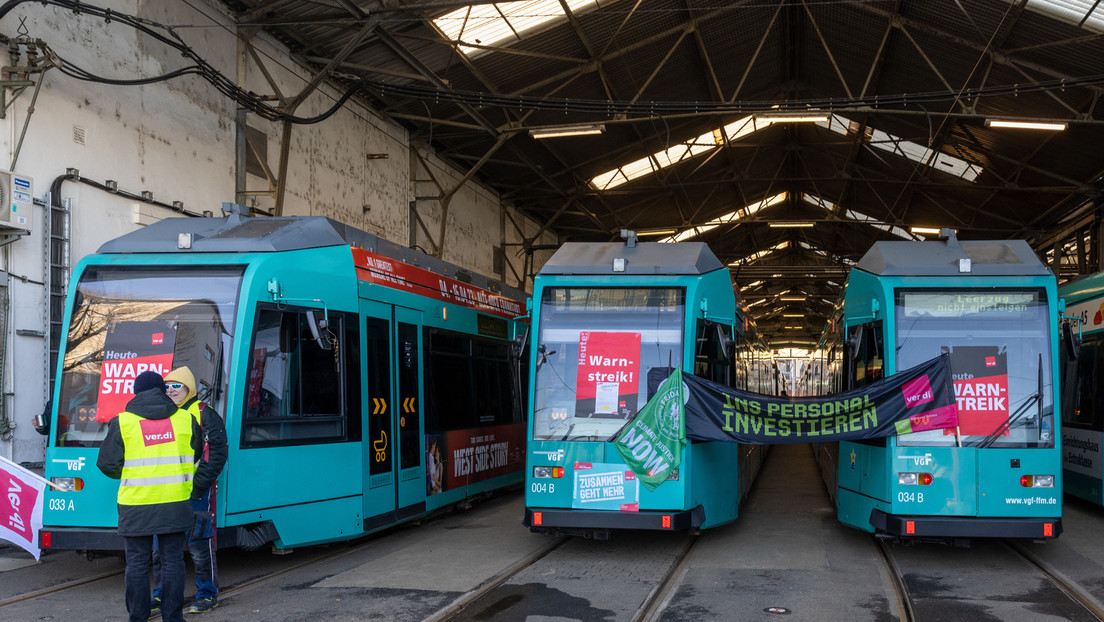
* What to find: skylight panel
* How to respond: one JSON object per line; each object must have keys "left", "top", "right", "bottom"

{"left": 434, "top": 1, "right": 603, "bottom": 57}
{"left": 592, "top": 113, "right": 981, "bottom": 192}
{"left": 659, "top": 192, "right": 787, "bottom": 243}
{"left": 730, "top": 241, "right": 791, "bottom": 266}
{"left": 825, "top": 115, "right": 982, "bottom": 182}
{"left": 1010, "top": 0, "right": 1104, "bottom": 32}
{"left": 801, "top": 192, "right": 916, "bottom": 240}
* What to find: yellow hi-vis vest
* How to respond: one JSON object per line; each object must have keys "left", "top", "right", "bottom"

{"left": 117, "top": 408, "right": 195, "bottom": 506}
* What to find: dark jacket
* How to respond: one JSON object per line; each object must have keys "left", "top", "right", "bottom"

{"left": 96, "top": 389, "right": 203, "bottom": 537}
{"left": 183, "top": 396, "right": 228, "bottom": 498}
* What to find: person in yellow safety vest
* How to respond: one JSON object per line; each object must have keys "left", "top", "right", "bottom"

{"left": 151, "top": 366, "right": 227, "bottom": 615}
{"left": 97, "top": 371, "right": 206, "bottom": 622}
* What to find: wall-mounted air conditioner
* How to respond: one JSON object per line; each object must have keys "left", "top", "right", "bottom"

{"left": 0, "top": 170, "right": 32, "bottom": 231}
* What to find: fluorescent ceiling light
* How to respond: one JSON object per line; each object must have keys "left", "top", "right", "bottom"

{"left": 769, "top": 222, "right": 815, "bottom": 228}
{"left": 636, "top": 228, "right": 676, "bottom": 237}
{"left": 783, "top": 313, "right": 803, "bottom": 318}
{"left": 985, "top": 119, "right": 1067, "bottom": 131}
{"left": 785, "top": 326, "right": 804, "bottom": 329}
{"left": 756, "top": 113, "right": 830, "bottom": 123}
{"left": 780, "top": 295, "right": 805, "bottom": 301}
{"left": 910, "top": 226, "right": 942, "bottom": 235}
{"left": 530, "top": 124, "right": 605, "bottom": 139}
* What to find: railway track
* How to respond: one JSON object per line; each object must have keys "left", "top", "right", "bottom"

{"left": 876, "top": 538, "right": 1104, "bottom": 622}
{"left": 428, "top": 533, "right": 699, "bottom": 622}
{"left": 1004, "top": 539, "right": 1104, "bottom": 622}
{"left": 0, "top": 563, "right": 124, "bottom": 608}
{"left": 875, "top": 539, "right": 916, "bottom": 622}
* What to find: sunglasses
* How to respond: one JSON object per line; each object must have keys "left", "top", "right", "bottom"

{"left": 166, "top": 383, "right": 186, "bottom": 390}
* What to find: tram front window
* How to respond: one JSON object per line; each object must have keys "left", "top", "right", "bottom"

{"left": 55, "top": 265, "right": 243, "bottom": 448}
{"left": 533, "top": 287, "right": 684, "bottom": 442}
{"left": 895, "top": 289, "right": 1054, "bottom": 448}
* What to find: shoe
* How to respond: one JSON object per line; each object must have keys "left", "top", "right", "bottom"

{"left": 149, "top": 597, "right": 161, "bottom": 618}
{"left": 186, "top": 598, "right": 218, "bottom": 614}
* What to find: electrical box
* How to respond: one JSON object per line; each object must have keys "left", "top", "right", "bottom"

{"left": 0, "top": 170, "right": 32, "bottom": 231}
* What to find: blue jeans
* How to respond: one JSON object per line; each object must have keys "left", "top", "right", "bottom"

{"left": 125, "top": 531, "right": 186, "bottom": 622}
{"left": 153, "top": 491, "right": 219, "bottom": 602}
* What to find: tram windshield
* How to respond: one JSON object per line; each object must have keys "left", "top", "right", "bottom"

{"left": 54, "top": 265, "right": 243, "bottom": 448}
{"left": 532, "top": 287, "right": 684, "bottom": 442}
{"left": 894, "top": 288, "right": 1054, "bottom": 448}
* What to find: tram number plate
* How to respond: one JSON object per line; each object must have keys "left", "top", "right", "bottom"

{"left": 49, "top": 498, "right": 75, "bottom": 511}
{"left": 531, "top": 482, "right": 556, "bottom": 494}
{"left": 897, "top": 491, "right": 924, "bottom": 503}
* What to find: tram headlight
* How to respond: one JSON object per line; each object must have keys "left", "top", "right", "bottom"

{"left": 533, "top": 466, "right": 565, "bottom": 479}
{"left": 897, "top": 472, "right": 932, "bottom": 486}
{"left": 51, "top": 477, "right": 83, "bottom": 491}
{"left": 1020, "top": 475, "right": 1054, "bottom": 488}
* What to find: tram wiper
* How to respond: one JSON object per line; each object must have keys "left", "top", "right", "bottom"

{"left": 975, "top": 354, "right": 1044, "bottom": 449}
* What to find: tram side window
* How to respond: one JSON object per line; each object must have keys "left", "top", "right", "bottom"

{"left": 425, "top": 328, "right": 517, "bottom": 432}
{"left": 695, "top": 321, "right": 735, "bottom": 387}
{"left": 1063, "top": 333, "right": 1104, "bottom": 430}
{"left": 848, "top": 322, "right": 884, "bottom": 389}
{"left": 473, "top": 340, "right": 515, "bottom": 425}
{"left": 242, "top": 306, "right": 361, "bottom": 448}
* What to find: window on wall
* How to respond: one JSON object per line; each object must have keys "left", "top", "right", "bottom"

{"left": 242, "top": 305, "right": 361, "bottom": 448}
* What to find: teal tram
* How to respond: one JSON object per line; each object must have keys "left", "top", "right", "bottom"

{"left": 521, "top": 234, "right": 768, "bottom": 538}
{"left": 39, "top": 204, "right": 529, "bottom": 553}
{"left": 813, "top": 231, "right": 1062, "bottom": 542}
{"left": 1057, "top": 271, "right": 1104, "bottom": 504}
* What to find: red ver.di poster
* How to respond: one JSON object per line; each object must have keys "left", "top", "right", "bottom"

{"left": 575, "top": 331, "right": 642, "bottom": 418}
{"left": 94, "top": 321, "right": 177, "bottom": 422}
{"left": 948, "top": 346, "right": 1009, "bottom": 437}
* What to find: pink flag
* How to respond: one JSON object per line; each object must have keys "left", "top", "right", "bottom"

{"left": 0, "top": 455, "right": 49, "bottom": 560}
{"left": 897, "top": 403, "right": 960, "bottom": 434}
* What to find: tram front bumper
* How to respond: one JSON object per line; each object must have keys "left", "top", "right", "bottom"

{"left": 524, "top": 506, "right": 703, "bottom": 533}
{"left": 39, "top": 527, "right": 124, "bottom": 551}
{"left": 871, "top": 510, "right": 1062, "bottom": 539}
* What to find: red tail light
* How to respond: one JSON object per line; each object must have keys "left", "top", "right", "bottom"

{"left": 905, "top": 521, "right": 916, "bottom": 535}
{"left": 661, "top": 515, "right": 672, "bottom": 529}
{"left": 41, "top": 531, "right": 51, "bottom": 548}
{"left": 532, "top": 512, "right": 543, "bottom": 526}
{"left": 1043, "top": 523, "right": 1053, "bottom": 537}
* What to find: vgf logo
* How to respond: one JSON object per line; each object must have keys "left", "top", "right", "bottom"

{"left": 52, "top": 456, "right": 86, "bottom": 471}
{"left": 900, "top": 453, "right": 932, "bottom": 466}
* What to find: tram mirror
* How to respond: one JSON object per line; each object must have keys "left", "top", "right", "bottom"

{"left": 1062, "top": 322, "right": 1080, "bottom": 361}
{"left": 512, "top": 325, "right": 530, "bottom": 358}
{"left": 847, "top": 325, "right": 863, "bottom": 359}
{"left": 306, "top": 310, "right": 333, "bottom": 351}
{"left": 716, "top": 325, "right": 734, "bottom": 360}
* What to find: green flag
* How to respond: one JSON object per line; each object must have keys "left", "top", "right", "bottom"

{"left": 614, "top": 368, "right": 685, "bottom": 491}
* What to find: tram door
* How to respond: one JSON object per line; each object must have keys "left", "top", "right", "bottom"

{"left": 361, "top": 304, "right": 396, "bottom": 528}
{"left": 394, "top": 306, "right": 426, "bottom": 512}
{"left": 361, "top": 301, "right": 426, "bottom": 529}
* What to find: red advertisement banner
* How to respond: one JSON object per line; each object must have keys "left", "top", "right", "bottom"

{"left": 352, "top": 248, "right": 525, "bottom": 320}
{"left": 438, "top": 423, "right": 525, "bottom": 491}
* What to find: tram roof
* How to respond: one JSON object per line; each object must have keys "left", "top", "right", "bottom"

{"left": 855, "top": 238, "right": 1051, "bottom": 277}
{"left": 539, "top": 241, "right": 723, "bottom": 276}
{"left": 96, "top": 205, "right": 525, "bottom": 301}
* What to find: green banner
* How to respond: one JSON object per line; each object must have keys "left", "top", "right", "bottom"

{"left": 613, "top": 368, "right": 685, "bottom": 491}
